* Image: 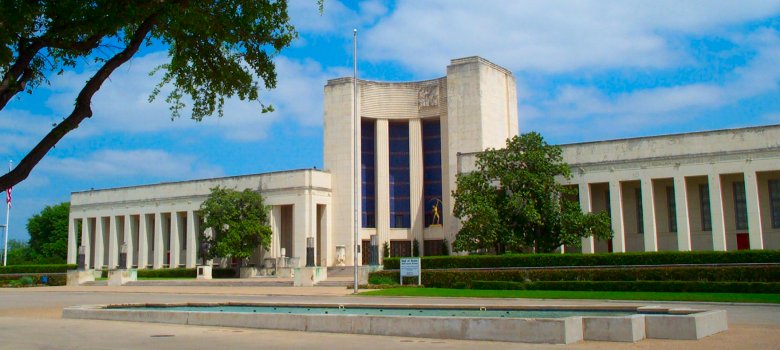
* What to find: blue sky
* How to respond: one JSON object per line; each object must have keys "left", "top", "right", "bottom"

{"left": 3, "top": 0, "right": 780, "bottom": 242}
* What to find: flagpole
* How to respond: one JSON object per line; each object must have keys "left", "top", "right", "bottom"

{"left": 352, "top": 28, "right": 360, "bottom": 294}
{"left": 3, "top": 160, "right": 11, "bottom": 266}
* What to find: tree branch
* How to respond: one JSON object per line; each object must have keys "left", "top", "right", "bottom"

{"left": 0, "top": 15, "right": 159, "bottom": 191}
{"left": 0, "top": 34, "right": 103, "bottom": 110}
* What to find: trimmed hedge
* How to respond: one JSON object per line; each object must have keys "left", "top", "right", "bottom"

{"left": 137, "top": 267, "right": 237, "bottom": 278}
{"left": 369, "top": 265, "right": 780, "bottom": 289}
{"left": 0, "top": 264, "right": 76, "bottom": 274}
{"left": 0, "top": 274, "right": 66, "bottom": 286}
{"left": 471, "top": 280, "right": 780, "bottom": 294}
{"left": 383, "top": 250, "right": 780, "bottom": 269}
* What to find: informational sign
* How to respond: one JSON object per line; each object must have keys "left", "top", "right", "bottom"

{"left": 399, "top": 257, "right": 421, "bottom": 286}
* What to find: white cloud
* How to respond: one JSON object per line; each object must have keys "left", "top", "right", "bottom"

{"left": 289, "top": 0, "right": 389, "bottom": 35}
{"left": 522, "top": 29, "right": 780, "bottom": 140}
{"left": 363, "top": 0, "right": 780, "bottom": 74}
{"left": 38, "top": 149, "right": 224, "bottom": 181}
{"left": 38, "top": 51, "right": 348, "bottom": 141}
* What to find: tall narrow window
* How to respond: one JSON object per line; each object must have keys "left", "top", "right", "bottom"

{"left": 361, "top": 119, "right": 376, "bottom": 228}
{"left": 388, "top": 121, "right": 410, "bottom": 228}
{"left": 699, "top": 184, "right": 712, "bottom": 231}
{"left": 422, "top": 119, "right": 443, "bottom": 226}
{"left": 605, "top": 190, "right": 611, "bottom": 218}
{"left": 666, "top": 186, "right": 677, "bottom": 232}
{"left": 635, "top": 188, "right": 643, "bottom": 234}
{"left": 733, "top": 182, "right": 748, "bottom": 230}
{"left": 770, "top": 179, "right": 780, "bottom": 229}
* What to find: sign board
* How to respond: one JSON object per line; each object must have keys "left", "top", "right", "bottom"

{"left": 399, "top": 257, "right": 421, "bottom": 286}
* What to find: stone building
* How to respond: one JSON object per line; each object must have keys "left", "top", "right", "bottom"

{"left": 67, "top": 56, "right": 780, "bottom": 269}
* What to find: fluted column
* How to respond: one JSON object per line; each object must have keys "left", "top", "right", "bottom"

{"left": 153, "top": 212, "right": 163, "bottom": 269}
{"left": 67, "top": 217, "right": 77, "bottom": 264}
{"left": 171, "top": 213, "right": 181, "bottom": 268}
{"left": 640, "top": 178, "right": 658, "bottom": 252}
{"left": 708, "top": 174, "right": 727, "bottom": 251}
{"left": 674, "top": 177, "right": 692, "bottom": 251}
{"left": 578, "top": 183, "right": 595, "bottom": 254}
{"left": 375, "top": 119, "right": 390, "bottom": 258}
{"left": 138, "top": 214, "right": 149, "bottom": 269}
{"left": 124, "top": 215, "right": 133, "bottom": 268}
{"left": 82, "top": 219, "right": 92, "bottom": 269}
{"left": 108, "top": 216, "right": 120, "bottom": 269}
{"left": 94, "top": 217, "right": 106, "bottom": 270}
{"left": 186, "top": 211, "right": 197, "bottom": 268}
{"left": 609, "top": 181, "right": 626, "bottom": 253}
{"left": 744, "top": 170, "right": 765, "bottom": 249}
{"left": 409, "top": 119, "right": 424, "bottom": 254}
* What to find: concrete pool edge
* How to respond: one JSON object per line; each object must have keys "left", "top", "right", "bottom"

{"left": 62, "top": 302, "right": 728, "bottom": 344}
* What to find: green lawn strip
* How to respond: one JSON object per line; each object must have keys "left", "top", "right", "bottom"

{"left": 359, "top": 288, "right": 780, "bottom": 304}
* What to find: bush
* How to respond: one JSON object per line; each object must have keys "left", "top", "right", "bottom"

{"left": 471, "top": 280, "right": 780, "bottom": 294}
{"left": 369, "top": 265, "right": 780, "bottom": 288}
{"left": 136, "top": 267, "right": 237, "bottom": 279}
{"left": 383, "top": 250, "right": 780, "bottom": 269}
{"left": 0, "top": 274, "right": 66, "bottom": 287}
{"left": 0, "top": 264, "right": 76, "bottom": 274}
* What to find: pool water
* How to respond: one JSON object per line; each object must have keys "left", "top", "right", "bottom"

{"left": 112, "top": 305, "right": 633, "bottom": 319}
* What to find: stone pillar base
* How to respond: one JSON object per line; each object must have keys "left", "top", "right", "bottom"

{"left": 239, "top": 266, "right": 258, "bottom": 278}
{"left": 66, "top": 270, "right": 95, "bottom": 286}
{"left": 358, "top": 265, "right": 384, "bottom": 285}
{"left": 107, "top": 269, "right": 137, "bottom": 286}
{"left": 197, "top": 265, "right": 213, "bottom": 280}
{"left": 293, "top": 266, "right": 328, "bottom": 286}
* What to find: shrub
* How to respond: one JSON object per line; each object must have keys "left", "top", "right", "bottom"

{"left": 0, "top": 264, "right": 76, "bottom": 274}
{"left": 383, "top": 250, "right": 780, "bottom": 269}
{"left": 368, "top": 265, "right": 780, "bottom": 288}
{"left": 471, "top": 280, "right": 780, "bottom": 294}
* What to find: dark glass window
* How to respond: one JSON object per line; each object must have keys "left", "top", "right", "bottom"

{"left": 635, "top": 188, "right": 643, "bottom": 234}
{"left": 361, "top": 119, "right": 376, "bottom": 228}
{"left": 771, "top": 180, "right": 780, "bottom": 229}
{"left": 667, "top": 186, "right": 677, "bottom": 232}
{"left": 422, "top": 119, "right": 443, "bottom": 226}
{"left": 389, "top": 122, "right": 410, "bottom": 228}
{"left": 733, "top": 182, "right": 748, "bottom": 230}
{"left": 700, "top": 184, "right": 712, "bottom": 231}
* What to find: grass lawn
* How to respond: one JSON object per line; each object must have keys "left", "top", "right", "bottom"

{"left": 360, "top": 288, "right": 780, "bottom": 304}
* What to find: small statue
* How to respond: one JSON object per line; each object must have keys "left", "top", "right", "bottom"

{"left": 430, "top": 198, "right": 442, "bottom": 226}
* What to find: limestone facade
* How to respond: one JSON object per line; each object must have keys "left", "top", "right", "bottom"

{"left": 459, "top": 125, "right": 780, "bottom": 253}
{"left": 67, "top": 55, "right": 780, "bottom": 269}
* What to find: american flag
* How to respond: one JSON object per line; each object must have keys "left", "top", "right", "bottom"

{"left": 5, "top": 187, "right": 9, "bottom": 208}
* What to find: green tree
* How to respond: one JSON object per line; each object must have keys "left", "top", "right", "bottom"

{"left": 453, "top": 132, "right": 612, "bottom": 254}
{"left": 25, "top": 201, "right": 70, "bottom": 263}
{"left": 199, "top": 187, "right": 272, "bottom": 266}
{"left": 0, "top": 0, "right": 314, "bottom": 191}
{"left": 5, "top": 239, "right": 33, "bottom": 265}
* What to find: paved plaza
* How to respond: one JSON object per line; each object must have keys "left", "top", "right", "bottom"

{"left": 0, "top": 285, "right": 779, "bottom": 349}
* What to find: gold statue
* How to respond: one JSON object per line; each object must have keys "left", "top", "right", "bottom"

{"left": 430, "top": 198, "right": 442, "bottom": 226}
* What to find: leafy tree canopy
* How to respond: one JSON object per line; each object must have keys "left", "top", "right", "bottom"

{"left": 25, "top": 201, "right": 70, "bottom": 263}
{"left": 452, "top": 132, "right": 612, "bottom": 254}
{"left": 0, "top": 0, "right": 310, "bottom": 190}
{"left": 199, "top": 187, "right": 272, "bottom": 265}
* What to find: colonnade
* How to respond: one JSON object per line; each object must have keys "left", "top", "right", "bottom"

{"left": 575, "top": 169, "right": 780, "bottom": 253}
{"left": 67, "top": 210, "right": 200, "bottom": 270}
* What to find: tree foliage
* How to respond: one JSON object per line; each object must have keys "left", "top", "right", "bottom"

{"left": 0, "top": 0, "right": 306, "bottom": 191}
{"left": 25, "top": 201, "right": 70, "bottom": 263}
{"left": 452, "top": 132, "right": 612, "bottom": 254}
{"left": 199, "top": 187, "right": 272, "bottom": 265}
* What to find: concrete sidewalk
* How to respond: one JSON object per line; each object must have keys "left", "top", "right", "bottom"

{"left": 0, "top": 285, "right": 779, "bottom": 349}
